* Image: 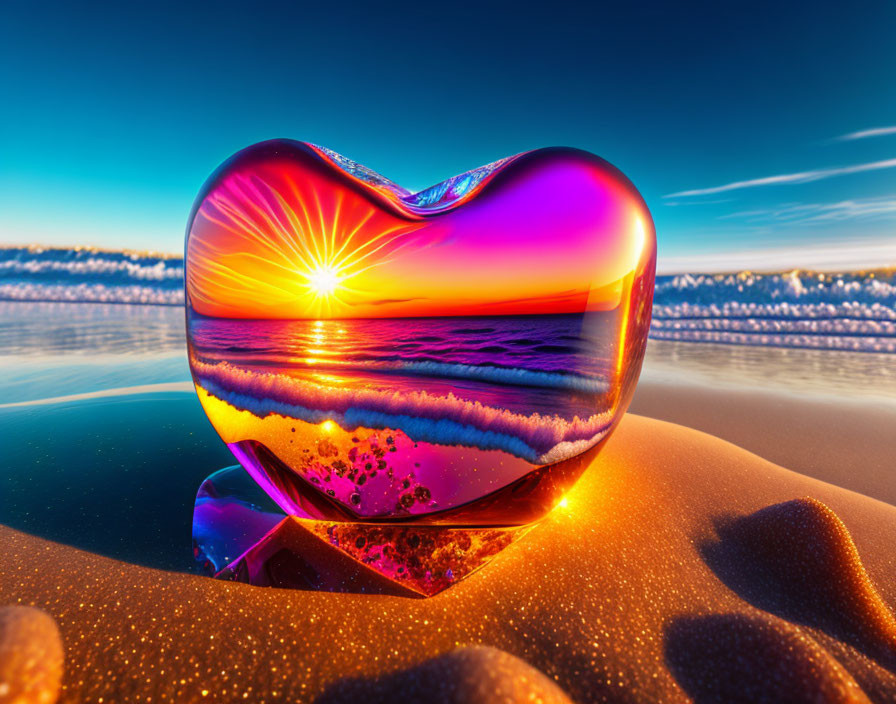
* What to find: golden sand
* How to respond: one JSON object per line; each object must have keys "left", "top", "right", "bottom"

{"left": 2, "top": 415, "right": 896, "bottom": 702}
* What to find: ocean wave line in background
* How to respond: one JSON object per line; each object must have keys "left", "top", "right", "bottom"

{"left": 0, "top": 246, "right": 183, "bottom": 304}
{"left": 649, "top": 270, "right": 896, "bottom": 351}
{"left": 0, "top": 283, "right": 183, "bottom": 305}
{"left": 2, "top": 247, "right": 895, "bottom": 352}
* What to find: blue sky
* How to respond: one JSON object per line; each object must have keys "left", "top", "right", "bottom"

{"left": 1, "top": 1, "right": 894, "bottom": 271}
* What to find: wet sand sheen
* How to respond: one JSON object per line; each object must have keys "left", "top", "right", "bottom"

{"left": 3, "top": 414, "right": 896, "bottom": 703}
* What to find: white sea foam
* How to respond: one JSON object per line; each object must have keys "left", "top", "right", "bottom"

{"left": 0, "top": 247, "right": 183, "bottom": 305}
{"left": 0, "top": 282, "right": 183, "bottom": 305}
{"left": 0, "top": 256, "right": 182, "bottom": 280}
{"left": 193, "top": 359, "right": 614, "bottom": 464}
{"left": 650, "top": 270, "right": 896, "bottom": 351}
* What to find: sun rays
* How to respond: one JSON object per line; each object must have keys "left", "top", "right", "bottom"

{"left": 186, "top": 142, "right": 657, "bottom": 321}
{"left": 186, "top": 161, "right": 423, "bottom": 319}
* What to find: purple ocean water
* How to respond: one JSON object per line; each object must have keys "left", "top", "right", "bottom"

{"left": 188, "top": 313, "right": 615, "bottom": 421}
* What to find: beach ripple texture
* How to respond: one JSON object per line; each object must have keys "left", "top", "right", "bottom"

{"left": 184, "top": 139, "right": 655, "bottom": 538}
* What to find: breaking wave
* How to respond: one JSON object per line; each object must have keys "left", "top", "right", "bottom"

{"left": 3, "top": 247, "right": 895, "bottom": 352}
{"left": 0, "top": 246, "right": 183, "bottom": 305}
{"left": 651, "top": 270, "right": 896, "bottom": 352}
{"left": 192, "top": 359, "right": 611, "bottom": 464}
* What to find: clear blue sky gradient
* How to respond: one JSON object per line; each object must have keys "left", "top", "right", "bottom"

{"left": 1, "top": 1, "right": 894, "bottom": 270}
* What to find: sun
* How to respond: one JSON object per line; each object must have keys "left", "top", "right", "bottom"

{"left": 190, "top": 163, "right": 427, "bottom": 319}
{"left": 306, "top": 265, "right": 341, "bottom": 298}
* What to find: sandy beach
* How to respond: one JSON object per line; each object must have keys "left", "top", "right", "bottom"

{"left": 631, "top": 380, "right": 896, "bottom": 507}
{"left": 3, "top": 407, "right": 896, "bottom": 703}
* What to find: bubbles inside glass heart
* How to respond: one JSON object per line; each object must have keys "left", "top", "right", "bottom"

{"left": 186, "top": 140, "right": 655, "bottom": 527}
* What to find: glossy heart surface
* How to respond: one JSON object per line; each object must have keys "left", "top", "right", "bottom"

{"left": 186, "top": 140, "right": 655, "bottom": 526}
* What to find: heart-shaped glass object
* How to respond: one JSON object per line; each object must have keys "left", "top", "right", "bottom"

{"left": 186, "top": 140, "right": 655, "bottom": 530}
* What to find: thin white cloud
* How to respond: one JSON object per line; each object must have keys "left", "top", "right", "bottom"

{"left": 663, "top": 198, "right": 733, "bottom": 207}
{"left": 665, "top": 158, "right": 896, "bottom": 198}
{"left": 836, "top": 125, "right": 896, "bottom": 141}
{"left": 657, "top": 240, "right": 896, "bottom": 274}
{"left": 718, "top": 196, "right": 896, "bottom": 224}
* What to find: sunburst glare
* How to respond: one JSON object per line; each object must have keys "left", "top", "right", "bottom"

{"left": 188, "top": 158, "right": 425, "bottom": 319}
{"left": 306, "top": 264, "right": 341, "bottom": 298}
